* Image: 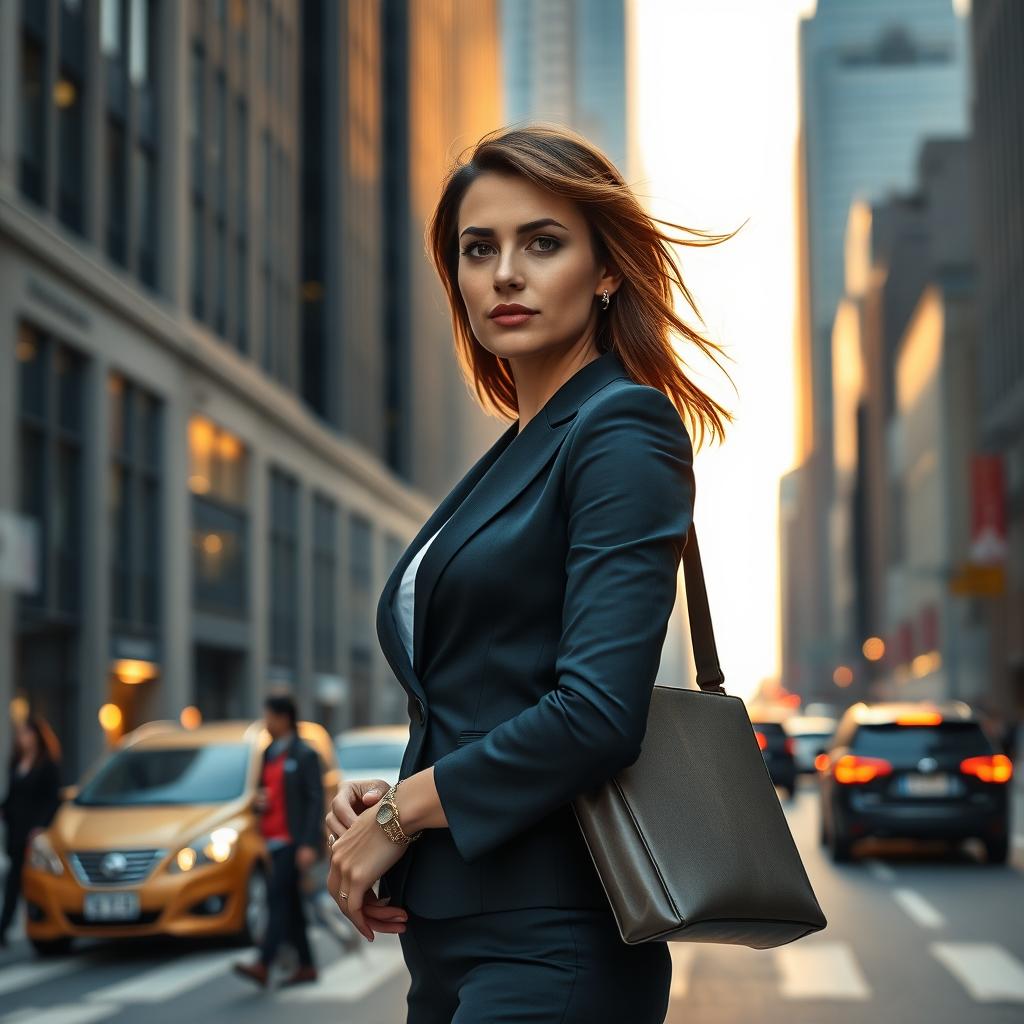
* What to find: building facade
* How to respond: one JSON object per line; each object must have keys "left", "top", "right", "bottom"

{"left": 0, "top": 0, "right": 502, "bottom": 777}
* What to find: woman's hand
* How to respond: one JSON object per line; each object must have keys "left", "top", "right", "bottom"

{"left": 327, "top": 801, "right": 410, "bottom": 942}
{"left": 326, "top": 778, "right": 392, "bottom": 834}
{"left": 326, "top": 779, "right": 409, "bottom": 941}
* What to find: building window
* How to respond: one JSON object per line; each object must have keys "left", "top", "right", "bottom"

{"left": 135, "top": 143, "right": 158, "bottom": 288}
{"left": 16, "top": 323, "right": 88, "bottom": 619}
{"left": 190, "top": 416, "right": 248, "bottom": 615}
{"left": 56, "top": 0, "right": 87, "bottom": 235}
{"left": 349, "top": 513, "right": 374, "bottom": 724}
{"left": 109, "top": 373, "right": 162, "bottom": 630}
{"left": 106, "top": 116, "right": 128, "bottom": 264}
{"left": 312, "top": 494, "right": 338, "bottom": 672}
{"left": 19, "top": 16, "right": 47, "bottom": 205}
{"left": 269, "top": 467, "right": 299, "bottom": 668}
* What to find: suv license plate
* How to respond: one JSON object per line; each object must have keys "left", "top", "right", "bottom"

{"left": 83, "top": 892, "right": 141, "bottom": 921}
{"left": 900, "top": 773, "right": 953, "bottom": 797}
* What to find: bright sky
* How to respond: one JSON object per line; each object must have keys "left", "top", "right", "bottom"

{"left": 631, "top": 0, "right": 819, "bottom": 701}
{"left": 631, "top": 0, "right": 968, "bottom": 701}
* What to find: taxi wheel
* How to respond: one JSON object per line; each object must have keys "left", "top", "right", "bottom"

{"left": 239, "top": 866, "right": 270, "bottom": 946}
{"left": 31, "top": 936, "right": 73, "bottom": 958}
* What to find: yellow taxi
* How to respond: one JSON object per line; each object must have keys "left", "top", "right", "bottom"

{"left": 22, "top": 719, "right": 340, "bottom": 956}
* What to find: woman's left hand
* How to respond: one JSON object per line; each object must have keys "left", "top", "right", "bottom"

{"left": 327, "top": 805, "right": 410, "bottom": 942}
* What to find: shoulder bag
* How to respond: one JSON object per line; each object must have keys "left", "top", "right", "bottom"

{"left": 572, "top": 526, "right": 829, "bottom": 947}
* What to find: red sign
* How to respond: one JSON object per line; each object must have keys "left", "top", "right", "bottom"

{"left": 970, "top": 455, "right": 1007, "bottom": 564}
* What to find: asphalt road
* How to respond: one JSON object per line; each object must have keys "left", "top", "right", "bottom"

{"left": 1, "top": 776, "right": 1023, "bottom": 1024}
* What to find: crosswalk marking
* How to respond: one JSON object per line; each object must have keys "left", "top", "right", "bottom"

{"left": 0, "top": 958, "right": 84, "bottom": 998}
{"left": 1, "top": 1005, "right": 115, "bottom": 1024}
{"left": 668, "top": 943, "right": 697, "bottom": 998}
{"left": 775, "top": 941, "right": 871, "bottom": 1000}
{"left": 85, "top": 949, "right": 239, "bottom": 1004}
{"left": 864, "top": 857, "right": 897, "bottom": 882}
{"left": 931, "top": 943, "right": 1024, "bottom": 1002}
{"left": 278, "top": 935, "right": 405, "bottom": 1003}
{"left": 893, "top": 888, "right": 945, "bottom": 929}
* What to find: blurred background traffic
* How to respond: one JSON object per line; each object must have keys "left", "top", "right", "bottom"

{"left": 0, "top": 0, "right": 1022, "bottom": 1022}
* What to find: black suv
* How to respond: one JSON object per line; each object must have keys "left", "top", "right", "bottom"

{"left": 749, "top": 715, "right": 798, "bottom": 800}
{"left": 818, "top": 701, "right": 1013, "bottom": 863}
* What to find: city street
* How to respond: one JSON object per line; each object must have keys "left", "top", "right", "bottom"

{"left": 2, "top": 778, "right": 1023, "bottom": 1024}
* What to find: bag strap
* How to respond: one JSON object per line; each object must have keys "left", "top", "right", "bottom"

{"left": 681, "top": 525, "right": 727, "bottom": 694}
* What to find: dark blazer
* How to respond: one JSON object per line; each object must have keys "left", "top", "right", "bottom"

{"left": 261, "top": 735, "right": 324, "bottom": 851}
{"left": 376, "top": 348, "right": 695, "bottom": 917}
{"left": 1, "top": 757, "right": 61, "bottom": 851}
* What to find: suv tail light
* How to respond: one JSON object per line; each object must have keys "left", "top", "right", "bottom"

{"left": 833, "top": 754, "right": 893, "bottom": 784}
{"left": 960, "top": 754, "right": 1013, "bottom": 783}
{"left": 784, "top": 737, "right": 795, "bottom": 756}
{"left": 754, "top": 731, "right": 768, "bottom": 751}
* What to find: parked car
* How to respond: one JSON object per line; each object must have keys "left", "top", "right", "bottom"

{"left": 749, "top": 711, "right": 798, "bottom": 800}
{"left": 784, "top": 715, "right": 838, "bottom": 774}
{"left": 22, "top": 719, "right": 340, "bottom": 956}
{"left": 817, "top": 701, "right": 1012, "bottom": 864}
{"left": 334, "top": 724, "right": 410, "bottom": 791}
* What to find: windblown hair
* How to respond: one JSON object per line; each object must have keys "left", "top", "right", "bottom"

{"left": 425, "top": 122, "right": 740, "bottom": 449}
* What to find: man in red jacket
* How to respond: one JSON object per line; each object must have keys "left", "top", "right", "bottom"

{"left": 233, "top": 694, "right": 324, "bottom": 988}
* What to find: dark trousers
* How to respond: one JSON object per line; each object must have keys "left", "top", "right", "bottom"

{"left": 259, "top": 843, "right": 313, "bottom": 968}
{"left": 1, "top": 835, "right": 28, "bottom": 940}
{"left": 398, "top": 904, "right": 672, "bottom": 1023}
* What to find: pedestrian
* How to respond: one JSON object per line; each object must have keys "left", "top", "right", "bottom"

{"left": 1, "top": 714, "right": 62, "bottom": 948}
{"left": 233, "top": 693, "right": 324, "bottom": 989}
{"left": 324, "top": 123, "right": 734, "bottom": 1022}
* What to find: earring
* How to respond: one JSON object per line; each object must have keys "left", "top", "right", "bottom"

{"left": 600, "top": 289, "right": 611, "bottom": 311}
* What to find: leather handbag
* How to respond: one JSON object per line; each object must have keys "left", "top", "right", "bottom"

{"left": 572, "top": 526, "right": 828, "bottom": 947}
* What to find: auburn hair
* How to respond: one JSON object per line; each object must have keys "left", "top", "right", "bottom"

{"left": 425, "top": 122, "right": 740, "bottom": 450}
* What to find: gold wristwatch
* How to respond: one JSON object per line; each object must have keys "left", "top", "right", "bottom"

{"left": 375, "top": 780, "right": 423, "bottom": 844}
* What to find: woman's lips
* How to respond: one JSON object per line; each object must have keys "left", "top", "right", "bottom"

{"left": 491, "top": 312, "right": 538, "bottom": 327}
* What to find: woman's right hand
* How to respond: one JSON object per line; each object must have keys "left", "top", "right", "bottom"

{"left": 325, "top": 779, "right": 407, "bottom": 936}
{"left": 327, "top": 778, "right": 392, "bottom": 834}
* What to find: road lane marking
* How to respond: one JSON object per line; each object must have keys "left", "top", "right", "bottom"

{"left": 278, "top": 936, "right": 405, "bottom": 1003}
{"left": 931, "top": 943, "right": 1024, "bottom": 1002}
{"left": 893, "top": 888, "right": 945, "bottom": 929}
{"left": 864, "top": 858, "right": 896, "bottom": 882}
{"left": 1, "top": 1005, "right": 115, "bottom": 1024}
{"left": 775, "top": 941, "right": 871, "bottom": 1000}
{"left": 668, "top": 943, "right": 697, "bottom": 998}
{"left": 85, "top": 949, "right": 239, "bottom": 1003}
{"left": 0, "top": 959, "right": 84, "bottom": 997}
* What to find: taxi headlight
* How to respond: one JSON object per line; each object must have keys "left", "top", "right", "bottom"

{"left": 169, "top": 827, "right": 240, "bottom": 873}
{"left": 28, "top": 833, "right": 64, "bottom": 876}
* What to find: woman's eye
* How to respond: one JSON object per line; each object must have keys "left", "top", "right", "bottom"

{"left": 461, "top": 241, "right": 494, "bottom": 257}
{"left": 530, "top": 236, "right": 560, "bottom": 253}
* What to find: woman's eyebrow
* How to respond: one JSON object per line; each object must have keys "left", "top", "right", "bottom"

{"left": 459, "top": 217, "right": 569, "bottom": 239}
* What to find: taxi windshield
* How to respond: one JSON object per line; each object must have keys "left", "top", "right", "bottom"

{"left": 75, "top": 744, "right": 250, "bottom": 806}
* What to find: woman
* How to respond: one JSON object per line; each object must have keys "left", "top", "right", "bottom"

{"left": 1, "top": 715, "right": 61, "bottom": 947}
{"left": 325, "top": 123, "right": 735, "bottom": 1022}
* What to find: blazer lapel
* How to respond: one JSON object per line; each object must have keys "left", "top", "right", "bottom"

{"left": 376, "top": 347, "right": 630, "bottom": 700}
{"left": 376, "top": 419, "right": 519, "bottom": 704}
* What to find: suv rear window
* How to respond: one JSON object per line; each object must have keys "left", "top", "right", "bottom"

{"left": 852, "top": 722, "right": 992, "bottom": 761}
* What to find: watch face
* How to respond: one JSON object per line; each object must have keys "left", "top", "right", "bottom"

{"left": 376, "top": 804, "right": 395, "bottom": 825}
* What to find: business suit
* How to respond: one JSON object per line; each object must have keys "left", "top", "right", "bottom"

{"left": 377, "top": 347, "right": 695, "bottom": 1022}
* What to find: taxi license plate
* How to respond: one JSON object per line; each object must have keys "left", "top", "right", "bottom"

{"left": 83, "top": 892, "right": 140, "bottom": 922}
{"left": 899, "top": 773, "right": 953, "bottom": 797}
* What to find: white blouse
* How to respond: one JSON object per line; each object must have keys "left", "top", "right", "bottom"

{"left": 392, "top": 513, "right": 455, "bottom": 666}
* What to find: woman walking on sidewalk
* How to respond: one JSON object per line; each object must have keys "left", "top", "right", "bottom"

{"left": 1, "top": 715, "right": 61, "bottom": 948}
{"left": 325, "top": 123, "right": 734, "bottom": 1022}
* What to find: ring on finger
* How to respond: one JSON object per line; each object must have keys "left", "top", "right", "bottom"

{"left": 327, "top": 832, "right": 337, "bottom": 847}
{"left": 338, "top": 889, "right": 349, "bottom": 900}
